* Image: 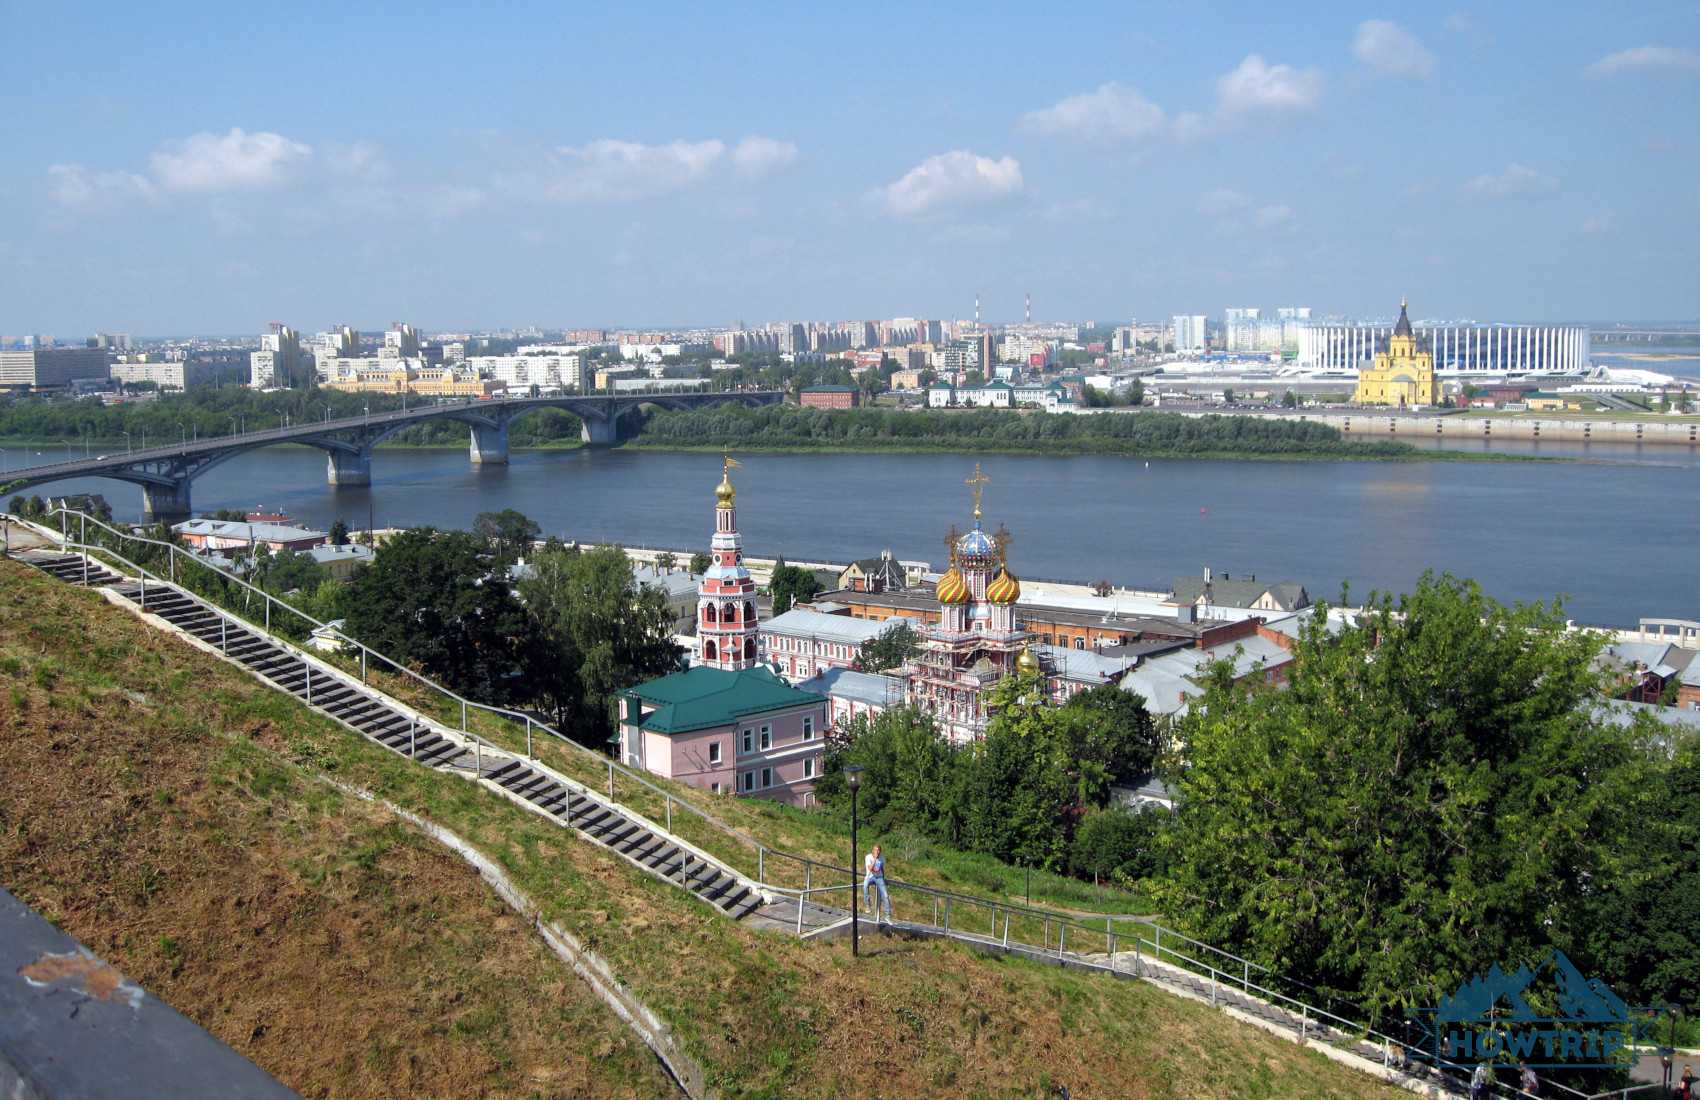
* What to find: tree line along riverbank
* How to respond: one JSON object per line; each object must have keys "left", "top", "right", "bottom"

{"left": 0, "top": 389, "right": 1552, "bottom": 461}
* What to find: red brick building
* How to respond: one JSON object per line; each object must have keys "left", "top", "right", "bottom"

{"left": 798, "top": 385, "right": 859, "bottom": 409}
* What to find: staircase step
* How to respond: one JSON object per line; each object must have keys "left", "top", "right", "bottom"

{"left": 414, "top": 741, "right": 461, "bottom": 765}
{"left": 485, "top": 760, "right": 525, "bottom": 783}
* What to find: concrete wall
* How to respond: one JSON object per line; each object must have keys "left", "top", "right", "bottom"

{"left": 1223, "top": 410, "right": 1700, "bottom": 446}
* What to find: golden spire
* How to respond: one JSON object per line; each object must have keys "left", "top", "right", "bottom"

{"left": 965, "top": 463, "right": 990, "bottom": 520}
{"left": 715, "top": 454, "right": 740, "bottom": 509}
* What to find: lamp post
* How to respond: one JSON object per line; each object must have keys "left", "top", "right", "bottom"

{"left": 845, "top": 764, "right": 864, "bottom": 958}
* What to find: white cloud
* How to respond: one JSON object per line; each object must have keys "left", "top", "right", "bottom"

{"left": 1197, "top": 187, "right": 1248, "bottom": 214}
{"left": 46, "top": 164, "right": 155, "bottom": 208}
{"left": 1353, "top": 20, "right": 1435, "bottom": 77}
{"left": 730, "top": 136, "right": 798, "bottom": 177}
{"left": 1254, "top": 203, "right": 1295, "bottom": 228}
{"left": 541, "top": 138, "right": 726, "bottom": 201}
{"left": 149, "top": 128, "right": 312, "bottom": 192}
{"left": 1465, "top": 163, "right": 1558, "bottom": 197}
{"left": 1216, "top": 54, "right": 1323, "bottom": 116}
{"left": 1020, "top": 82, "right": 1166, "bottom": 142}
{"left": 515, "top": 135, "right": 796, "bottom": 201}
{"left": 871, "top": 150, "right": 1023, "bottom": 216}
{"left": 1585, "top": 46, "right": 1700, "bottom": 77}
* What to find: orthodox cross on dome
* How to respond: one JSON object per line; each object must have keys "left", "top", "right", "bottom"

{"left": 965, "top": 463, "right": 990, "bottom": 520}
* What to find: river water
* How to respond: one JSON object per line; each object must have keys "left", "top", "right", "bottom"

{"left": 4, "top": 439, "right": 1696, "bottom": 627}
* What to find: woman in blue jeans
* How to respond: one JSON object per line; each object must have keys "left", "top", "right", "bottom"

{"left": 863, "top": 844, "right": 893, "bottom": 923}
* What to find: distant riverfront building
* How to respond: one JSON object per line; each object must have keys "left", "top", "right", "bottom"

{"left": 1300, "top": 315, "right": 1589, "bottom": 376}
{"left": 1353, "top": 299, "right": 1442, "bottom": 408}
{"left": 0, "top": 346, "right": 110, "bottom": 391}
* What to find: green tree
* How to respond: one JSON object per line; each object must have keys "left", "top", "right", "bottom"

{"left": 655, "top": 551, "right": 677, "bottom": 574}
{"left": 519, "top": 545, "right": 681, "bottom": 742}
{"left": 768, "top": 559, "right": 822, "bottom": 615}
{"left": 1129, "top": 378, "right": 1144, "bottom": 406}
{"left": 817, "top": 707, "right": 961, "bottom": 839}
{"left": 1583, "top": 738, "right": 1700, "bottom": 1014}
{"left": 1153, "top": 573, "right": 1658, "bottom": 1019}
{"left": 329, "top": 519, "right": 350, "bottom": 545}
{"left": 1072, "top": 807, "right": 1166, "bottom": 885}
{"left": 852, "top": 620, "right": 921, "bottom": 672}
{"left": 260, "top": 548, "right": 329, "bottom": 596}
{"left": 343, "top": 528, "right": 536, "bottom": 703}
{"left": 689, "top": 550, "right": 711, "bottom": 576}
{"left": 957, "top": 671, "right": 1078, "bottom": 867}
{"left": 473, "top": 508, "right": 541, "bottom": 566}
{"left": 1059, "top": 683, "right": 1161, "bottom": 795}
{"left": 1222, "top": 387, "right": 1236, "bottom": 404}
{"left": 1281, "top": 389, "right": 1298, "bottom": 408}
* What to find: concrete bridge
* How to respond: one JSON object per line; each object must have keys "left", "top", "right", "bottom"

{"left": 1, "top": 390, "right": 782, "bottom": 521}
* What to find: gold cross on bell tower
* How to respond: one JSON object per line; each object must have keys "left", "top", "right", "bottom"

{"left": 965, "top": 463, "right": 990, "bottom": 520}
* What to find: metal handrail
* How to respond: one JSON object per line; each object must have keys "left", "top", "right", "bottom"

{"left": 37, "top": 523, "right": 512, "bottom": 778}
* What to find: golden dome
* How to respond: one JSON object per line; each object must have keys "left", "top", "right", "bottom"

{"left": 1016, "top": 646, "right": 1041, "bottom": 677}
{"left": 986, "top": 567, "right": 1020, "bottom": 605}
{"left": 936, "top": 567, "right": 969, "bottom": 605}
{"left": 715, "top": 472, "right": 736, "bottom": 509}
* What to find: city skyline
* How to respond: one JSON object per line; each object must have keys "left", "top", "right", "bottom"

{"left": 3, "top": 2, "right": 1698, "bottom": 333}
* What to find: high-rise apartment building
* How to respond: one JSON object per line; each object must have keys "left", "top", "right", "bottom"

{"left": 1172, "top": 315, "right": 1207, "bottom": 353}
{"left": 381, "top": 323, "right": 420, "bottom": 359}
{"left": 250, "top": 325, "right": 305, "bottom": 389}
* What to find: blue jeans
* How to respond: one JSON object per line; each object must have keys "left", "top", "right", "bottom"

{"left": 863, "top": 874, "right": 891, "bottom": 920}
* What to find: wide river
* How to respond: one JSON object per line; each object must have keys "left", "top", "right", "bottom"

{"left": 5, "top": 438, "right": 1697, "bottom": 627}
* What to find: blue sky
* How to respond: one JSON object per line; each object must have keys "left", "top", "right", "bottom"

{"left": 3, "top": 1, "right": 1697, "bottom": 335}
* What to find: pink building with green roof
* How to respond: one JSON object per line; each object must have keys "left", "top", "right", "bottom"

{"left": 618, "top": 665, "right": 827, "bottom": 807}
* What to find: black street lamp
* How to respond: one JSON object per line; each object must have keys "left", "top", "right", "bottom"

{"left": 846, "top": 764, "right": 864, "bottom": 958}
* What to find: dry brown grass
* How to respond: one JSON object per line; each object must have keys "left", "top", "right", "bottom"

{"left": 0, "top": 562, "right": 674, "bottom": 1099}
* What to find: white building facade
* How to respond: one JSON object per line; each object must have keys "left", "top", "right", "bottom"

{"left": 1298, "top": 323, "right": 1590, "bottom": 375}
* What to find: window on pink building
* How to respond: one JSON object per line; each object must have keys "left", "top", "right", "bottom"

{"left": 709, "top": 742, "right": 722, "bottom": 764}
{"left": 803, "top": 758, "right": 816, "bottom": 780}
{"left": 802, "top": 715, "right": 814, "bottom": 741}
{"left": 760, "top": 767, "right": 773, "bottom": 788}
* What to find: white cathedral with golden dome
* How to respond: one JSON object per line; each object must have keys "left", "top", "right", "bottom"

{"left": 900, "top": 464, "right": 1036, "bottom": 744}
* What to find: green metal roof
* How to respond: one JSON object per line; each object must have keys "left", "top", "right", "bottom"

{"left": 621, "top": 665, "right": 824, "bottom": 735}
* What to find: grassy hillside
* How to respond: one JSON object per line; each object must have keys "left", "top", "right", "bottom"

{"left": 0, "top": 559, "right": 1406, "bottom": 1099}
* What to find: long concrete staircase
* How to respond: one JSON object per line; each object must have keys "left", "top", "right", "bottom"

{"left": 13, "top": 548, "right": 763, "bottom": 924}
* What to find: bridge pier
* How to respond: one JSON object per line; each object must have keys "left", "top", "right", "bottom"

{"left": 580, "top": 415, "right": 621, "bottom": 447}
{"left": 141, "top": 481, "right": 192, "bottom": 524}
{"left": 325, "top": 448, "right": 372, "bottom": 487}
{"left": 469, "top": 422, "right": 509, "bottom": 465}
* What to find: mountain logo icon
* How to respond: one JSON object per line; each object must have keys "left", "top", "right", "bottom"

{"left": 1436, "top": 950, "right": 1628, "bottom": 1024}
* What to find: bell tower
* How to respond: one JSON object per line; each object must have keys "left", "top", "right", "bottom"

{"left": 695, "top": 457, "right": 759, "bottom": 670}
